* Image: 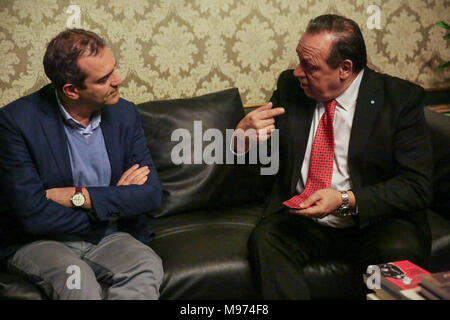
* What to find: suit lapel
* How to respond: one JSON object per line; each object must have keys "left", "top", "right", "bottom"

{"left": 100, "top": 111, "right": 121, "bottom": 185}
{"left": 348, "top": 68, "right": 383, "bottom": 188}
{"left": 289, "top": 98, "right": 316, "bottom": 194}
{"left": 39, "top": 85, "right": 73, "bottom": 186}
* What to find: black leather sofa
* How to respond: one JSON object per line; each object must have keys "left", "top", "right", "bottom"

{"left": 1, "top": 88, "right": 449, "bottom": 299}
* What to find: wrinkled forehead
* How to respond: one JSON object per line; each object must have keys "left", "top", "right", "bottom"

{"left": 296, "top": 31, "right": 335, "bottom": 60}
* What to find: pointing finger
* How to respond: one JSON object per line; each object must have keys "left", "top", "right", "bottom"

{"left": 260, "top": 107, "right": 285, "bottom": 120}
{"left": 257, "top": 102, "right": 273, "bottom": 111}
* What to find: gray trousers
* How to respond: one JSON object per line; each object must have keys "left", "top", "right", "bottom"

{"left": 7, "top": 232, "right": 164, "bottom": 300}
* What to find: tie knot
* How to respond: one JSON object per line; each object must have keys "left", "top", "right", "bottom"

{"left": 325, "top": 99, "right": 337, "bottom": 112}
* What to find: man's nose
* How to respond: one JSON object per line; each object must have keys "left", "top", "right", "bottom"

{"left": 111, "top": 72, "right": 122, "bottom": 86}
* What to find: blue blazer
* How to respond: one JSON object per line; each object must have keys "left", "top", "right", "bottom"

{"left": 0, "top": 84, "right": 162, "bottom": 260}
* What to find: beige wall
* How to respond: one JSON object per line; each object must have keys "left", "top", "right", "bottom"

{"left": 0, "top": 0, "right": 449, "bottom": 107}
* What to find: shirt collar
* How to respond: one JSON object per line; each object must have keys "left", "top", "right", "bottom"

{"left": 335, "top": 69, "right": 365, "bottom": 111}
{"left": 55, "top": 89, "right": 101, "bottom": 131}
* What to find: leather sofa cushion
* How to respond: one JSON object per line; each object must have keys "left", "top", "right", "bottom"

{"left": 147, "top": 204, "right": 265, "bottom": 299}
{"left": 428, "top": 210, "right": 450, "bottom": 272}
{"left": 137, "top": 88, "right": 265, "bottom": 218}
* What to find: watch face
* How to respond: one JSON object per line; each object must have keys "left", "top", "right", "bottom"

{"left": 341, "top": 206, "right": 351, "bottom": 213}
{"left": 339, "top": 206, "right": 352, "bottom": 216}
{"left": 72, "top": 193, "right": 85, "bottom": 207}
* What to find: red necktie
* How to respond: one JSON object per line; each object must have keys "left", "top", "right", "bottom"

{"left": 283, "top": 99, "right": 336, "bottom": 208}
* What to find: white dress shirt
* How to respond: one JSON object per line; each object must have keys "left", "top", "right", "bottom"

{"left": 295, "top": 69, "right": 364, "bottom": 228}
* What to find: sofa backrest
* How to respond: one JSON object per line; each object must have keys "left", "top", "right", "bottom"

{"left": 136, "top": 89, "right": 449, "bottom": 221}
{"left": 136, "top": 88, "right": 266, "bottom": 218}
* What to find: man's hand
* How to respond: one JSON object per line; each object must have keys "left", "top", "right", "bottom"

{"left": 234, "top": 102, "right": 285, "bottom": 152}
{"left": 289, "top": 189, "right": 343, "bottom": 219}
{"left": 46, "top": 187, "right": 92, "bottom": 210}
{"left": 45, "top": 164, "right": 149, "bottom": 210}
{"left": 116, "top": 164, "right": 150, "bottom": 186}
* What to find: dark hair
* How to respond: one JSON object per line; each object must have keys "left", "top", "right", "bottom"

{"left": 43, "top": 28, "right": 105, "bottom": 90}
{"left": 306, "top": 14, "right": 367, "bottom": 73}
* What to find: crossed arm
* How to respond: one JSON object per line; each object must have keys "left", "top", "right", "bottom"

{"left": 0, "top": 103, "right": 161, "bottom": 236}
{"left": 45, "top": 164, "right": 151, "bottom": 209}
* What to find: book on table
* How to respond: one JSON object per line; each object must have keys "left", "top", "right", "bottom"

{"left": 419, "top": 285, "right": 442, "bottom": 300}
{"left": 420, "top": 271, "right": 450, "bottom": 300}
{"left": 364, "top": 260, "right": 431, "bottom": 300}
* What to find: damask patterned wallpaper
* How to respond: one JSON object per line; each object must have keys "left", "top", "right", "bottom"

{"left": 0, "top": 0, "right": 449, "bottom": 107}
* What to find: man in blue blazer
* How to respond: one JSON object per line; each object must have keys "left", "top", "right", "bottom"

{"left": 0, "top": 29, "right": 163, "bottom": 299}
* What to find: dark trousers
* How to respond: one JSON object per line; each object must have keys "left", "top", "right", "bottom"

{"left": 248, "top": 209, "right": 429, "bottom": 299}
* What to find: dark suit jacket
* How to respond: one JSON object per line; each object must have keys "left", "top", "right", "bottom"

{"left": 264, "top": 67, "right": 433, "bottom": 245}
{"left": 0, "top": 84, "right": 162, "bottom": 261}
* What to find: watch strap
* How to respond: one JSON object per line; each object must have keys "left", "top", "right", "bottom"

{"left": 336, "top": 190, "right": 354, "bottom": 216}
{"left": 341, "top": 191, "right": 349, "bottom": 206}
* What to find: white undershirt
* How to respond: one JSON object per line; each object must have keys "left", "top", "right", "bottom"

{"left": 296, "top": 69, "right": 364, "bottom": 228}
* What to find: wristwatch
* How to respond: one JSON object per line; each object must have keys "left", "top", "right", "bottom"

{"left": 70, "top": 187, "right": 86, "bottom": 208}
{"left": 336, "top": 191, "right": 354, "bottom": 216}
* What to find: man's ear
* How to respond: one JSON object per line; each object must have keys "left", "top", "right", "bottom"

{"left": 61, "top": 83, "right": 79, "bottom": 100}
{"left": 339, "top": 59, "right": 354, "bottom": 80}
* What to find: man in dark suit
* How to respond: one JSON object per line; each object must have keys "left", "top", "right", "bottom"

{"left": 236, "top": 14, "right": 432, "bottom": 299}
{"left": 0, "top": 29, "right": 163, "bottom": 299}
